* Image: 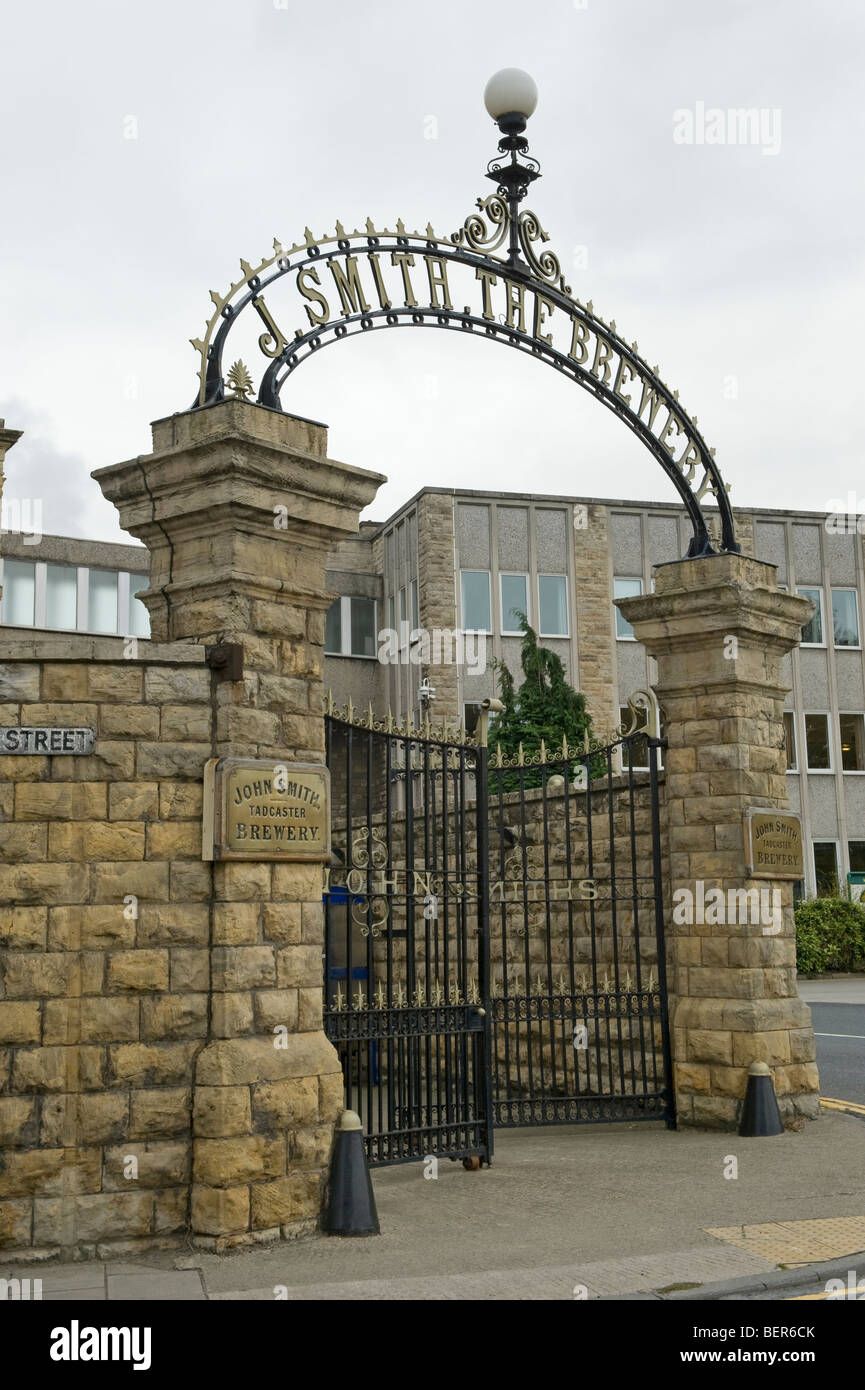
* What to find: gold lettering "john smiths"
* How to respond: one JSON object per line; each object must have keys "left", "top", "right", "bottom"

{"left": 233, "top": 776, "right": 320, "bottom": 808}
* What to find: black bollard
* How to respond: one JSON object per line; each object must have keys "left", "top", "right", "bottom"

{"left": 738, "top": 1060, "right": 785, "bottom": 1137}
{"left": 324, "top": 1109, "right": 380, "bottom": 1236}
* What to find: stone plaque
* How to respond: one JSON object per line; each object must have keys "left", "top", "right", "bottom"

{"left": 202, "top": 758, "right": 330, "bottom": 862}
{"left": 744, "top": 808, "right": 804, "bottom": 879}
{"left": 0, "top": 726, "right": 94, "bottom": 755}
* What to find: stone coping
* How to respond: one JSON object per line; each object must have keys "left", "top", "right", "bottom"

{"left": 0, "top": 630, "right": 207, "bottom": 664}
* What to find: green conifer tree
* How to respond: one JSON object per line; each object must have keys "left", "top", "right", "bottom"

{"left": 486, "top": 615, "right": 593, "bottom": 791}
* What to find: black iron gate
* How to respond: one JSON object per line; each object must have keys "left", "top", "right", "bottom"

{"left": 323, "top": 702, "right": 493, "bottom": 1167}
{"left": 486, "top": 699, "right": 674, "bottom": 1128}
{"left": 323, "top": 692, "right": 674, "bottom": 1167}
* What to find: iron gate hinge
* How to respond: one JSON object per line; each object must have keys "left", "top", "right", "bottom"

{"left": 205, "top": 642, "right": 244, "bottom": 682}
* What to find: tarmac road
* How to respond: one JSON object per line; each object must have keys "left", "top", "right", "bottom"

{"left": 798, "top": 977, "right": 865, "bottom": 1107}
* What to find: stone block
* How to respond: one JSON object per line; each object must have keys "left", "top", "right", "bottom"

{"left": 194, "top": 1136, "right": 285, "bottom": 1187}
{"left": 260, "top": 903, "right": 302, "bottom": 944}
{"left": 191, "top": 1183, "right": 249, "bottom": 1236}
{"left": 0, "top": 1098, "right": 38, "bottom": 1147}
{"left": 210, "top": 994, "right": 254, "bottom": 1037}
{"left": 277, "top": 945, "right": 324, "bottom": 989}
{"left": 91, "top": 861, "right": 170, "bottom": 902}
{"left": 687, "top": 1030, "right": 733, "bottom": 1066}
{"left": 212, "top": 946, "right": 276, "bottom": 991}
{"left": 107, "top": 951, "right": 170, "bottom": 993}
{"left": 170, "top": 948, "right": 209, "bottom": 992}
{"left": 146, "top": 822, "right": 201, "bottom": 860}
{"left": 87, "top": 667, "right": 143, "bottom": 702}
{"left": 76, "top": 1093, "right": 130, "bottom": 1145}
{"left": 0, "top": 1198, "right": 32, "bottom": 1248}
{"left": 136, "top": 742, "right": 211, "bottom": 780}
{"left": 138, "top": 903, "right": 209, "bottom": 946}
{"left": 159, "top": 782, "right": 203, "bottom": 819}
{"left": 130, "top": 1088, "right": 191, "bottom": 1138}
{"left": 48, "top": 905, "right": 135, "bottom": 950}
{"left": 80, "top": 998, "right": 140, "bottom": 1043}
{"left": 212, "top": 862, "right": 272, "bottom": 902}
{"left": 144, "top": 667, "right": 210, "bottom": 704}
{"left": 103, "top": 1141, "right": 191, "bottom": 1190}
{"left": 193, "top": 1086, "right": 252, "bottom": 1138}
{"left": 213, "top": 902, "right": 261, "bottom": 945}
{"left": 140, "top": 994, "right": 208, "bottom": 1041}
{"left": 252, "top": 1075, "right": 319, "bottom": 1129}
{"left": 253, "top": 989, "right": 299, "bottom": 1034}
{"left": 108, "top": 1042, "right": 199, "bottom": 1087}
{"left": 108, "top": 782, "right": 159, "bottom": 820}
{"left": 0, "top": 906, "right": 47, "bottom": 950}
{"left": 195, "top": 1033, "right": 340, "bottom": 1086}
{"left": 0, "top": 1001, "right": 42, "bottom": 1044}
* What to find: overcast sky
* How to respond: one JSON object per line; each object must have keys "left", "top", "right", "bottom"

{"left": 1, "top": 0, "right": 863, "bottom": 544}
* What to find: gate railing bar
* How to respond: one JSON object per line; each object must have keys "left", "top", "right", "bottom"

{"left": 475, "top": 699, "right": 496, "bottom": 1165}
{"left": 649, "top": 735, "right": 676, "bottom": 1129}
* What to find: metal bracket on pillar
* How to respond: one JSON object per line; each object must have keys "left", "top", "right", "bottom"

{"left": 205, "top": 643, "right": 244, "bottom": 682}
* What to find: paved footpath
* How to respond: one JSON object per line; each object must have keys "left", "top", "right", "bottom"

{"left": 6, "top": 1110, "right": 865, "bottom": 1301}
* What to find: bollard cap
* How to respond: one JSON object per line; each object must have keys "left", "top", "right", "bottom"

{"left": 339, "top": 1109, "right": 363, "bottom": 1131}
{"left": 748, "top": 1061, "right": 771, "bottom": 1076}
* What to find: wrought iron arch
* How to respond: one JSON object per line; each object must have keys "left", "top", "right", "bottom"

{"left": 190, "top": 196, "right": 738, "bottom": 559}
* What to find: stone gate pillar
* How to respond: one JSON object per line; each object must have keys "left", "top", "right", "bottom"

{"left": 617, "top": 554, "right": 820, "bottom": 1129}
{"left": 94, "top": 400, "right": 384, "bottom": 1244}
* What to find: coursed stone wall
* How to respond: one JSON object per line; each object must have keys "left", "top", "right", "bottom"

{"left": 0, "top": 634, "right": 342, "bottom": 1257}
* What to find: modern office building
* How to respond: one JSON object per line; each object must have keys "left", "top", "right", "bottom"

{"left": 2, "top": 463, "right": 863, "bottom": 898}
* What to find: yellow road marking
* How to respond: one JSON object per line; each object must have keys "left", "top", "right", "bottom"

{"left": 820, "top": 1096, "right": 865, "bottom": 1116}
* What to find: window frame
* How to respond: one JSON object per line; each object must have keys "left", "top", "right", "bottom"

{"left": 830, "top": 587, "right": 861, "bottom": 649}
{"left": 797, "top": 585, "right": 825, "bottom": 647}
{"left": 803, "top": 710, "right": 833, "bottom": 772}
{"left": 460, "top": 570, "right": 492, "bottom": 634}
{"left": 838, "top": 711, "right": 865, "bottom": 774}
{"left": 324, "top": 595, "right": 379, "bottom": 659}
{"left": 499, "top": 571, "right": 529, "bottom": 635}
{"left": 613, "top": 576, "right": 643, "bottom": 641}
{"left": 0, "top": 557, "right": 37, "bottom": 627}
{"left": 537, "top": 572, "right": 569, "bottom": 638}
{"left": 812, "top": 839, "right": 840, "bottom": 897}
{"left": 783, "top": 711, "right": 798, "bottom": 773}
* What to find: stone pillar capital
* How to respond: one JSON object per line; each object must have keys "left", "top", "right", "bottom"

{"left": 92, "top": 400, "right": 385, "bottom": 644}
{"left": 617, "top": 553, "right": 813, "bottom": 699}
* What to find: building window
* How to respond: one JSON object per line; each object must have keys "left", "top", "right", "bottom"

{"left": 798, "top": 587, "right": 824, "bottom": 645}
{"left": 538, "top": 574, "right": 568, "bottom": 636}
{"left": 783, "top": 712, "right": 797, "bottom": 771}
{"left": 849, "top": 841, "right": 865, "bottom": 873}
{"left": 614, "top": 577, "right": 642, "bottom": 640}
{"left": 813, "top": 841, "right": 839, "bottom": 896}
{"left": 1, "top": 559, "right": 36, "bottom": 625}
{"left": 804, "top": 713, "right": 832, "bottom": 770}
{"left": 463, "top": 703, "right": 482, "bottom": 737}
{"left": 45, "top": 564, "right": 77, "bottom": 630}
{"left": 831, "top": 589, "right": 861, "bottom": 648}
{"left": 500, "top": 573, "right": 528, "bottom": 633}
{"left": 325, "top": 596, "right": 378, "bottom": 657}
{"left": 350, "top": 597, "right": 377, "bottom": 657}
{"left": 410, "top": 579, "right": 419, "bottom": 630}
{"left": 839, "top": 713, "right": 865, "bottom": 772}
{"left": 87, "top": 569, "right": 118, "bottom": 634}
{"left": 128, "top": 573, "right": 150, "bottom": 638}
{"left": 460, "top": 571, "right": 491, "bottom": 632}
{"left": 324, "top": 600, "right": 342, "bottom": 654}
